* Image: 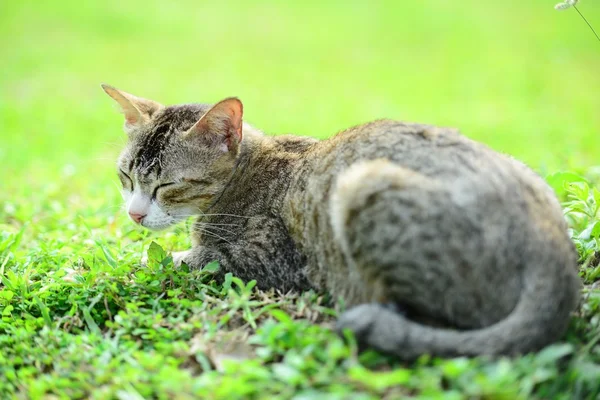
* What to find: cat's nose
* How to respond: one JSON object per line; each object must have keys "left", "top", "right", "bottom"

{"left": 128, "top": 212, "right": 146, "bottom": 224}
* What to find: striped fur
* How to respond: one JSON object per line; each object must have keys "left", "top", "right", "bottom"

{"left": 104, "top": 86, "right": 581, "bottom": 359}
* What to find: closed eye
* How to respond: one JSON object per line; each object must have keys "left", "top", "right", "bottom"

{"left": 184, "top": 178, "right": 212, "bottom": 186}
{"left": 152, "top": 182, "right": 177, "bottom": 199}
{"left": 119, "top": 169, "right": 133, "bottom": 190}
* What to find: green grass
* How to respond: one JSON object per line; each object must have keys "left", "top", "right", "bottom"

{"left": 1, "top": 0, "right": 600, "bottom": 398}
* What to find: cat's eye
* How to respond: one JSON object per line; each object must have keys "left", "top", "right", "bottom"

{"left": 152, "top": 182, "right": 177, "bottom": 199}
{"left": 184, "top": 178, "right": 212, "bottom": 186}
{"left": 119, "top": 169, "right": 133, "bottom": 190}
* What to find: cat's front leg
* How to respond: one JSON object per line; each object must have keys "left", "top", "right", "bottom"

{"left": 140, "top": 251, "right": 190, "bottom": 267}
{"left": 175, "top": 246, "right": 221, "bottom": 271}
{"left": 140, "top": 247, "right": 215, "bottom": 269}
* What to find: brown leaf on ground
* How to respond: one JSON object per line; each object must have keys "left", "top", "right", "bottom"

{"left": 188, "top": 330, "right": 255, "bottom": 373}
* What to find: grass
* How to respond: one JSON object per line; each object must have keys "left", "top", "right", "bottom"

{"left": 1, "top": 0, "right": 600, "bottom": 398}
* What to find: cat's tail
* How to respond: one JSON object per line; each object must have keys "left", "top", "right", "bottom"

{"left": 335, "top": 278, "right": 577, "bottom": 359}
{"left": 330, "top": 159, "right": 581, "bottom": 359}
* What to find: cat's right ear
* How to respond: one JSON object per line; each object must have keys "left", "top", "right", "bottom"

{"left": 185, "top": 97, "right": 244, "bottom": 154}
{"left": 101, "top": 84, "right": 163, "bottom": 133}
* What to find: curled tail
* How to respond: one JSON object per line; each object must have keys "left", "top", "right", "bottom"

{"left": 336, "top": 275, "right": 578, "bottom": 359}
{"left": 331, "top": 159, "right": 581, "bottom": 359}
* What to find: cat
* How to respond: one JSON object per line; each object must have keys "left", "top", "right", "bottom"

{"left": 102, "top": 84, "right": 582, "bottom": 360}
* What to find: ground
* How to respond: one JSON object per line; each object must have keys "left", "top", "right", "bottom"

{"left": 1, "top": 0, "right": 600, "bottom": 398}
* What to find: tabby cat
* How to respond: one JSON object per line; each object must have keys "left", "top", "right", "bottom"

{"left": 102, "top": 84, "right": 581, "bottom": 359}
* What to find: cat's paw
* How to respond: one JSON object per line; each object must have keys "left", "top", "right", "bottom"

{"left": 171, "top": 250, "right": 192, "bottom": 267}
{"left": 336, "top": 303, "right": 410, "bottom": 355}
{"left": 336, "top": 304, "right": 382, "bottom": 341}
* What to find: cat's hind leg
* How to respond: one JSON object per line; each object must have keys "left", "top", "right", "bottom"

{"left": 330, "top": 159, "right": 455, "bottom": 320}
{"left": 330, "top": 159, "right": 579, "bottom": 359}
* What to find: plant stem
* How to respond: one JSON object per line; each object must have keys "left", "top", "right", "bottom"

{"left": 573, "top": 5, "right": 600, "bottom": 43}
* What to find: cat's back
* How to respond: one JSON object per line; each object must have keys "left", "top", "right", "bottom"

{"left": 305, "top": 119, "right": 564, "bottom": 227}
{"left": 317, "top": 119, "right": 492, "bottom": 176}
{"left": 314, "top": 119, "right": 547, "bottom": 191}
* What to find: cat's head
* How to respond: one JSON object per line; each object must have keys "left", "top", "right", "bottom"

{"left": 102, "top": 84, "right": 246, "bottom": 230}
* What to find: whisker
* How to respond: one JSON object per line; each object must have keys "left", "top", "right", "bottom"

{"left": 197, "top": 223, "right": 236, "bottom": 235}
{"left": 199, "top": 222, "right": 241, "bottom": 227}
{"left": 174, "top": 213, "right": 251, "bottom": 219}
{"left": 197, "top": 227, "right": 233, "bottom": 245}
{"left": 199, "top": 213, "right": 252, "bottom": 219}
{"left": 178, "top": 219, "right": 241, "bottom": 227}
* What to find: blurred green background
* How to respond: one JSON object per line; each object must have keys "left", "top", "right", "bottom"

{"left": 1, "top": 0, "right": 599, "bottom": 197}
{"left": 1, "top": 2, "right": 599, "bottom": 396}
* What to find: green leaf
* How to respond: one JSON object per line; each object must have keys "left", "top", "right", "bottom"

{"left": 567, "top": 182, "right": 590, "bottom": 202}
{"left": 593, "top": 188, "right": 600, "bottom": 213}
{"left": 33, "top": 296, "right": 53, "bottom": 328}
{"left": 579, "top": 222, "right": 599, "bottom": 240}
{"left": 0, "top": 290, "right": 14, "bottom": 301}
{"left": 591, "top": 222, "right": 600, "bottom": 239}
{"left": 160, "top": 255, "right": 173, "bottom": 267}
{"left": 546, "top": 172, "right": 587, "bottom": 197}
{"left": 1, "top": 304, "right": 13, "bottom": 316}
{"left": 223, "top": 273, "right": 233, "bottom": 291}
{"left": 535, "top": 343, "right": 574, "bottom": 365}
{"left": 9, "top": 223, "right": 27, "bottom": 253}
{"left": 231, "top": 277, "right": 246, "bottom": 291}
{"left": 147, "top": 242, "right": 167, "bottom": 265}
{"left": 82, "top": 307, "right": 101, "bottom": 335}
{"left": 98, "top": 241, "right": 118, "bottom": 268}
{"left": 270, "top": 309, "right": 293, "bottom": 324}
{"left": 202, "top": 261, "right": 220, "bottom": 273}
{"left": 245, "top": 280, "right": 257, "bottom": 292}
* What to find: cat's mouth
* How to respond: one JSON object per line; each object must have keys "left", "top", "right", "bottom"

{"left": 139, "top": 214, "right": 187, "bottom": 231}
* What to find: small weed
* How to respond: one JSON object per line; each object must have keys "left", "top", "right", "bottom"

{"left": 1, "top": 173, "right": 599, "bottom": 398}
{"left": 555, "top": 173, "right": 600, "bottom": 282}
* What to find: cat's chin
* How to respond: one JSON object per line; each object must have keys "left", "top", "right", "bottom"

{"left": 141, "top": 221, "right": 176, "bottom": 231}
{"left": 141, "top": 215, "right": 188, "bottom": 231}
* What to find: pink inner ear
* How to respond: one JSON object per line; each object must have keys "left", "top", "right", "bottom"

{"left": 123, "top": 105, "right": 141, "bottom": 124}
{"left": 186, "top": 98, "right": 243, "bottom": 151}
{"left": 227, "top": 105, "right": 243, "bottom": 141}
{"left": 233, "top": 122, "right": 243, "bottom": 142}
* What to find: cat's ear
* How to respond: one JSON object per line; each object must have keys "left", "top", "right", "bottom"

{"left": 101, "top": 84, "right": 163, "bottom": 132}
{"left": 185, "top": 97, "right": 243, "bottom": 153}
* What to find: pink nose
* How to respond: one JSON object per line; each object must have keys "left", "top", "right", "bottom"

{"left": 128, "top": 212, "right": 146, "bottom": 224}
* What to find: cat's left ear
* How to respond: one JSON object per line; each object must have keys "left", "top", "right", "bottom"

{"left": 185, "top": 97, "right": 243, "bottom": 153}
{"left": 101, "top": 84, "right": 163, "bottom": 133}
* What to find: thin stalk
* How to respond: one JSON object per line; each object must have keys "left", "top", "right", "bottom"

{"left": 573, "top": 5, "right": 600, "bottom": 43}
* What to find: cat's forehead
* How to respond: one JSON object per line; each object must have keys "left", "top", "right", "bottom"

{"left": 153, "top": 103, "right": 212, "bottom": 130}
{"left": 125, "top": 103, "right": 212, "bottom": 175}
